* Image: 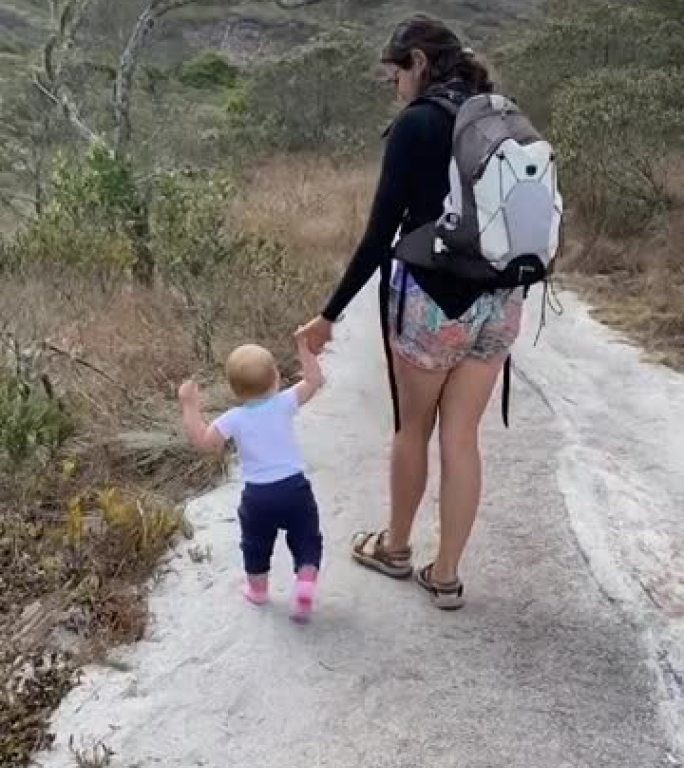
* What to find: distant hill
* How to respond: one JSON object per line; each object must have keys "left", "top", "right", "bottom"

{"left": 0, "top": 0, "right": 542, "bottom": 73}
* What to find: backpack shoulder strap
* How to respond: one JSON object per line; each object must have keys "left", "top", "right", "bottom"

{"left": 381, "top": 90, "right": 463, "bottom": 138}
{"left": 419, "top": 93, "right": 462, "bottom": 117}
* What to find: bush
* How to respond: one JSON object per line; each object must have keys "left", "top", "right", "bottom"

{"left": 151, "top": 169, "right": 323, "bottom": 366}
{"left": 498, "top": 0, "right": 684, "bottom": 234}
{"left": 498, "top": 2, "right": 683, "bottom": 125}
{"left": 152, "top": 170, "right": 233, "bottom": 280}
{"left": 8, "top": 143, "right": 147, "bottom": 279}
{"left": 229, "top": 28, "right": 389, "bottom": 154}
{"left": 178, "top": 51, "right": 239, "bottom": 89}
{"left": 551, "top": 66, "right": 684, "bottom": 234}
{"left": 12, "top": 216, "right": 135, "bottom": 277}
{"left": 0, "top": 372, "right": 72, "bottom": 468}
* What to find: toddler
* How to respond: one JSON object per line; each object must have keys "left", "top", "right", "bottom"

{"left": 178, "top": 337, "right": 324, "bottom": 621}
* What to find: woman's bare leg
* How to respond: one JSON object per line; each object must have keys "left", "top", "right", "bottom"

{"left": 387, "top": 353, "right": 448, "bottom": 552}
{"left": 431, "top": 356, "right": 505, "bottom": 583}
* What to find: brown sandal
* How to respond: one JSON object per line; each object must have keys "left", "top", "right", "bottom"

{"left": 416, "top": 564, "right": 465, "bottom": 610}
{"left": 351, "top": 530, "right": 413, "bottom": 579}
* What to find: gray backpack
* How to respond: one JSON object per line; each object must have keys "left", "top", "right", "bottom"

{"left": 395, "top": 92, "right": 563, "bottom": 289}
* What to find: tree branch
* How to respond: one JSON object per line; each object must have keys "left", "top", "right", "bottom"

{"left": 274, "top": 0, "right": 329, "bottom": 7}
{"left": 114, "top": 0, "right": 199, "bottom": 158}
{"left": 37, "top": 0, "right": 102, "bottom": 145}
{"left": 49, "top": 0, "right": 93, "bottom": 83}
{"left": 32, "top": 75, "right": 100, "bottom": 144}
{"left": 0, "top": 191, "right": 34, "bottom": 221}
{"left": 113, "top": 0, "right": 328, "bottom": 158}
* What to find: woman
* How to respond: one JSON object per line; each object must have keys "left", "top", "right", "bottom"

{"left": 297, "top": 14, "right": 523, "bottom": 610}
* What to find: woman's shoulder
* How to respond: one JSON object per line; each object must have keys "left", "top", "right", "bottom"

{"left": 388, "top": 100, "right": 453, "bottom": 143}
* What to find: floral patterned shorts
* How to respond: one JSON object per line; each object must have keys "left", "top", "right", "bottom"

{"left": 389, "top": 272, "right": 523, "bottom": 372}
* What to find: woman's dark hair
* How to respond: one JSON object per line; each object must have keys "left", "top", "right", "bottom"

{"left": 382, "top": 14, "right": 492, "bottom": 94}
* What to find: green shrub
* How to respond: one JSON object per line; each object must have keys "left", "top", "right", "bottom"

{"left": 223, "top": 78, "right": 251, "bottom": 120}
{"left": 8, "top": 143, "right": 149, "bottom": 279}
{"left": 231, "top": 28, "right": 389, "bottom": 154}
{"left": 498, "top": 2, "right": 683, "bottom": 125}
{"left": 178, "top": 52, "right": 239, "bottom": 89}
{"left": 12, "top": 216, "right": 135, "bottom": 275}
{"left": 151, "top": 170, "right": 235, "bottom": 364}
{"left": 551, "top": 66, "right": 684, "bottom": 234}
{"left": 49, "top": 143, "right": 142, "bottom": 225}
{"left": 152, "top": 170, "right": 233, "bottom": 281}
{"left": 0, "top": 373, "right": 73, "bottom": 468}
{"left": 498, "top": 0, "right": 684, "bottom": 234}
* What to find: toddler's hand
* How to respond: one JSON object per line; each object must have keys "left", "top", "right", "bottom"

{"left": 295, "top": 331, "right": 325, "bottom": 391}
{"left": 178, "top": 379, "right": 200, "bottom": 406}
{"left": 296, "top": 331, "right": 314, "bottom": 357}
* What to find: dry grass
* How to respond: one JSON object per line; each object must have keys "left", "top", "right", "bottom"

{"left": 232, "top": 153, "right": 374, "bottom": 265}
{"left": 222, "top": 153, "right": 374, "bottom": 373}
{"left": 563, "top": 209, "right": 684, "bottom": 369}
{"left": 561, "top": 154, "right": 684, "bottom": 368}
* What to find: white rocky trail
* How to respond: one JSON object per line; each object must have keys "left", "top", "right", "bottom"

{"left": 36, "top": 285, "right": 682, "bottom": 768}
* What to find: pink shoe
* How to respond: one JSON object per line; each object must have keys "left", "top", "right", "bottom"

{"left": 242, "top": 576, "right": 269, "bottom": 606}
{"left": 290, "top": 572, "right": 317, "bottom": 623}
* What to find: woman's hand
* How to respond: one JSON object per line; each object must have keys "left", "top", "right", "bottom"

{"left": 295, "top": 315, "right": 333, "bottom": 356}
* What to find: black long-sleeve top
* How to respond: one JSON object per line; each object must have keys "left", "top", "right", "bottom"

{"left": 321, "top": 96, "right": 481, "bottom": 323}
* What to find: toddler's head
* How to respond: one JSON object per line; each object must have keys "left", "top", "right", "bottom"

{"left": 226, "top": 344, "right": 279, "bottom": 402}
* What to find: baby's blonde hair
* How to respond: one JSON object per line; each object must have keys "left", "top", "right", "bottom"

{"left": 226, "top": 344, "right": 278, "bottom": 400}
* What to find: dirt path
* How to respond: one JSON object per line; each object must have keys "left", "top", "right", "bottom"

{"left": 36, "top": 285, "right": 680, "bottom": 768}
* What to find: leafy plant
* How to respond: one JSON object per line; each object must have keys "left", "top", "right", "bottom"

{"left": 8, "top": 143, "right": 153, "bottom": 280}
{"left": 0, "top": 372, "right": 73, "bottom": 468}
{"left": 178, "top": 52, "right": 239, "bottom": 89}
{"left": 152, "top": 170, "right": 233, "bottom": 280}
{"left": 551, "top": 66, "right": 684, "bottom": 234}
{"left": 233, "top": 27, "right": 389, "bottom": 154}
{"left": 498, "top": 0, "right": 684, "bottom": 234}
{"left": 498, "top": 1, "right": 683, "bottom": 125}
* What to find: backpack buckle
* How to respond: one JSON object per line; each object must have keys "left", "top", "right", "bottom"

{"left": 434, "top": 237, "right": 448, "bottom": 255}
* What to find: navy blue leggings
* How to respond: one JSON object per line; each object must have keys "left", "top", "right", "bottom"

{"left": 238, "top": 473, "right": 322, "bottom": 575}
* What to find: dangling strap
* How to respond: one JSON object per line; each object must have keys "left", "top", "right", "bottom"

{"left": 396, "top": 264, "right": 408, "bottom": 337}
{"left": 502, "top": 354, "right": 512, "bottom": 429}
{"left": 379, "top": 258, "right": 401, "bottom": 432}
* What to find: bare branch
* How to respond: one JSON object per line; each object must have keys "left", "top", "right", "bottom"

{"left": 48, "top": 0, "right": 59, "bottom": 27}
{"left": 113, "top": 0, "right": 320, "bottom": 157}
{"left": 46, "top": 343, "right": 130, "bottom": 396}
{"left": 31, "top": 76, "right": 60, "bottom": 106}
{"left": 38, "top": 0, "right": 102, "bottom": 145}
{"left": 274, "top": 0, "right": 329, "bottom": 7}
{"left": 150, "top": 0, "right": 202, "bottom": 12}
{"left": 47, "top": 0, "right": 94, "bottom": 83}
{"left": 114, "top": 0, "right": 199, "bottom": 158}
{"left": 32, "top": 75, "right": 100, "bottom": 144}
{"left": 0, "top": 191, "right": 39, "bottom": 206}
{"left": 0, "top": 191, "right": 34, "bottom": 221}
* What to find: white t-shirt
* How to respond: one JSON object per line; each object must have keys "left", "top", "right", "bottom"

{"left": 212, "top": 388, "right": 304, "bottom": 485}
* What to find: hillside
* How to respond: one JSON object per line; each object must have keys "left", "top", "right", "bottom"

{"left": 0, "top": 0, "right": 542, "bottom": 60}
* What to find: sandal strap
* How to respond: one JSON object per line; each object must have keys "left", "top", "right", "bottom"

{"left": 353, "top": 530, "right": 411, "bottom": 562}
{"left": 353, "top": 532, "right": 376, "bottom": 555}
{"left": 420, "top": 564, "right": 464, "bottom": 595}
